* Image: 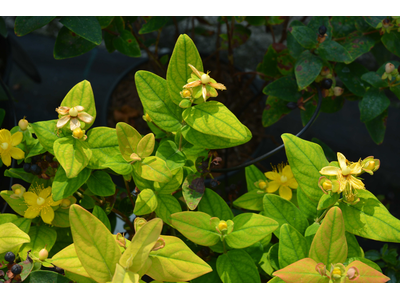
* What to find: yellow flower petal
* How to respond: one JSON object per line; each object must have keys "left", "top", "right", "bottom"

{"left": 282, "top": 165, "right": 293, "bottom": 179}
{"left": 70, "top": 118, "right": 81, "bottom": 131}
{"left": 23, "top": 192, "right": 38, "bottom": 206}
{"left": 349, "top": 162, "right": 362, "bottom": 175}
{"left": 208, "top": 82, "right": 227, "bottom": 90}
{"left": 287, "top": 178, "right": 298, "bottom": 189}
{"left": 50, "top": 199, "right": 62, "bottom": 206}
{"left": 183, "top": 80, "right": 201, "bottom": 89}
{"left": 1, "top": 152, "right": 11, "bottom": 167}
{"left": 279, "top": 185, "right": 292, "bottom": 201}
{"left": 0, "top": 129, "right": 11, "bottom": 142}
{"left": 57, "top": 115, "right": 70, "bottom": 128}
{"left": 9, "top": 147, "right": 25, "bottom": 160}
{"left": 56, "top": 106, "right": 70, "bottom": 115}
{"left": 11, "top": 132, "right": 23, "bottom": 146}
{"left": 319, "top": 166, "right": 339, "bottom": 176}
{"left": 337, "top": 152, "right": 347, "bottom": 170}
{"left": 75, "top": 105, "right": 85, "bottom": 112}
{"left": 40, "top": 206, "right": 54, "bottom": 224}
{"left": 78, "top": 112, "right": 93, "bottom": 124}
{"left": 349, "top": 176, "right": 365, "bottom": 190}
{"left": 265, "top": 171, "right": 280, "bottom": 181}
{"left": 24, "top": 206, "right": 40, "bottom": 219}
{"left": 39, "top": 187, "right": 52, "bottom": 200}
{"left": 188, "top": 64, "right": 202, "bottom": 78}
{"left": 266, "top": 181, "right": 280, "bottom": 193}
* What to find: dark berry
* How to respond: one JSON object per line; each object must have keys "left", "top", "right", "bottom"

{"left": 321, "top": 78, "right": 333, "bottom": 89}
{"left": 11, "top": 264, "right": 22, "bottom": 275}
{"left": 318, "top": 25, "right": 327, "bottom": 35}
{"left": 4, "top": 252, "right": 15, "bottom": 263}
{"left": 31, "top": 155, "right": 41, "bottom": 163}
{"left": 45, "top": 154, "right": 53, "bottom": 162}
{"left": 210, "top": 180, "right": 218, "bottom": 188}
{"left": 286, "top": 102, "right": 297, "bottom": 110}
{"left": 30, "top": 164, "right": 41, "bottom": 175}
{"left": 23, "top": 163, "right": 31, "bottom": 173}
{"left": 201, "top": 247, "right": 210, "bottom": 257}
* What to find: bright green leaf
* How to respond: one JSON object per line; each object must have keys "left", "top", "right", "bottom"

{"left": 60, "top": 16, "right": 102, "bottom": 45}
{"left": 278, "top": 224, "right": 309, "bottom": 268}
{"left": 0, "top": 223, "right": 30, "bottom": 253}
{"left": 295, "top": 50, "right": 323, "bottom": 89}
{"left": 198, "top": 188, "right": 234, "bottom": 221}
{"left": 359, "top": 87, "right": 390, "bottom": 123}
{"left": 54, "top": 26, "right": 97, "bottom": 59}
{"left": 134, "top": 189, "right": 158, "bottom": 215}
{"left": 86, "top": 171, "right": 115, "bottom": 197}
{"left": 52, "top": 167, "right": 90, "bottom": 201}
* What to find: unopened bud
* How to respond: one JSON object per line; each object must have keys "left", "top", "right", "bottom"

{"left": 332, "top": 267, "right": 342, "bottom": 279}
{"left": 218, "top": 220, "right": 228, "bottom": 231}
{"left": 258, "top": 181, "right": 267, "bottom": 190}
{"left": 364, "top": 160, "right": 375, "bottom": 170}
{"left": 333, "top": 87, "right": 344, "bottom": 97}
{"left": 18, "top": 118, "right": 29, "bottom": 131}
{"left": 323, "top": 181, "right": 332, "bottom": 191}
{"left": 385, "top": 63, "right": 395, "bottom": 74}
{"left": 39, "top": 247, "right": 48, "bottom": 261}
{"left": 201, "top": 74, "right": 210, "bottom": 84}
{"left": 69, "top": 107, "right": 79, "bottom": 117}
{"left": 180, "top": 89, "right": 191, "bottom": 98}
{"left": 142, "top": 113, "right": 152, "bottom": 122}
{"left": 72, "top": 128, "right": 85, "bottom": 139}
{"left": 179, "top": 99, "right": 192, "bottom": 109}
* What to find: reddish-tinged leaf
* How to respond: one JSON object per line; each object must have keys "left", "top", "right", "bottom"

{"left": 345, "top": 260, "right": 390, "bottom": 283}
{"left": 273, "top": 258, "right": 328, "bottom": 283}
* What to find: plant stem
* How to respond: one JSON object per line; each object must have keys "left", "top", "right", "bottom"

{"left": 124, "top": 178, "right": 136, "bottom": 210}
{"left": 178, "top": 132, "right": 183, "bottom": 151}
{"left": 112, "top": 207, "right": 135, "bottom": 236}
{"left": 315, "top": 207, "right": 330, "bottom": 223}
{"left": 222, "top": 238, "right": 227, "bottom": 254}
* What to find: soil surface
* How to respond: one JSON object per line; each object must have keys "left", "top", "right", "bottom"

{"left": 107, "top": 56, "right": 267, "bottom": 174}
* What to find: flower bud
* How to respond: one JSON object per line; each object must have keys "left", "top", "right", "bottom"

{"left": 333, "top": 87, "right": 344, "bottom": 97}
{"left": 218, "top": 220, "right": 228, "bottom": 231}
{"left": 69, "top": 106, "right": 79, "bottom": 117}
{"left": 332, "top": 267, "right": 342, "bottom": 279}
{"left": 385, "top": 63, "right": 395, "bottom": 74}
{"left": 142, "top": 113, "right": 152, "bottom": 122}
{"left": 180, "top": 89, "right": 191, "bottom": 99}
{"left": 201, "top": 74, "right": 210, "bottom": 84}
{"left": 72, "top": 128, "right": 85, "bottom": 139}
{"left": 18, "top": 118, "right": 29, "bottom": 131}
{"left": 322, "top": 181, "right": 332, "bottom": 191}
{"left": 179, "top": 99, "right": 192, "bottom": 109}
{"left": 39, "top": 247, "right": 48, "bottom": 261}
{"left": 320, "top": 66, "right": 330, "bottom": 76}
{"left": 258, "top": 181, "right": 268, "bottom": 190}
{"left": 347, "top": 266, "right": 359, "bottom": 281}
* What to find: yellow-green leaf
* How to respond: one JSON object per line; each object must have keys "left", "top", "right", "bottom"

{"left": 0, "top": 191, "right": 28, "bottom": 216}
{"left": 309, "top": 207, "right": 347, "bottom": 266}
{"left": 119, "top": 218, "right": 163, "bottom": 272}
{"left": 49, "top": 243, "right": 91, "bottom": 278}
{"left": 69, "top": 204, "right": 120, "bottom": 283}
{"left": 19, "top": 225, "right": 56, "bottom": 261}
{"left": 116, "top": 122, "right": 142, "bottom": 162}
{"left": 136, "top": 133, "right": 155, "bottom": 159}
{"left": 138, "top": 156, "right": 172, "bottom": 183}
{"left": 0, "top": 223, "right": 30, "bottom": 253}
{"left": 345, "top": 260, "right": 390, "bottom": 283}
{"left": 273, "top": 258, "right": 328, "bottom": 283}
{"left": 112, "top": 263, "right": 140, "bottom": 283}
{"left": 147, "top": 235, "right": 212, "bottom": 282}
{"left": 134, "top": 189, "right": 158, "bottom": 216}
{"left": 233, "top": 190, "right": 264, "bottom": 211}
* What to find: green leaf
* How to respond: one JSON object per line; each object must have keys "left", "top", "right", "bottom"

{"left": 290, "top": 26, "right": 318, "bottom": 49}
{"left": 60, "top": 16, "right": 102, "bottom": 45}
{"left": 198, "top": 188, "right": 234, "bottom": 221}
{"left": 155, "top": 194, "right": 182, "bottom": 226}
{"left": 0, "top": 191, "right": 28, "bottom": 216}
{"left": 346, "top": 232, "right": 363, "bottom": 259}
{"left": 233, "top": 190, "right": 265, "bottom": 211}
{"left": 281, "top": 134, "right": 328, "bottom": 202}
{"left": 111, "top": 264, "right": 139, "bottom": 283}
{"left": 262, "top": 194, "right": 309, "bottom": 237}
{"left": 287, "top": 31, "right": 305, "bottom": 60}
{"left": 256, "top": 44, "right": 283, "bottom": 78}
{"left": 216, "top": 249, "right": 261, "bottom": 283}
{"left": 307, "top": 16, "right": 332, "bottom": 41}
{"left": 4, "top": 168, "right": 34, "bottom": 183}
{"left": 262, "top": 96, "right": 292, "bottom": 127}
{"left": 120, "top": 218, "right": 163, "bottom": 272}
{"left": 12, "top": 218, "right": 32, "bottom": 234}
{"left": 263, "top": 75, "right": 302, "bottom": 102}
{"left": 69, "top": 204, "right": 120, "bottom": 283}
{"left": 226, "top": 213, "right": 278, "bottom": 249}
{"left": 134, "top": 189, "right": 158, "bottom": 215}
{"left": 59, "top": 80, "right": 96, "bottom": 129}
{"left": 136, "top": 133, "right": 155, "bottom": 159}
{"left": 273, "top": 258, "right": 328, "bottom": 283}
{"left": 345, "top": 260, "right": 389, "bottom": 283}
{"left": 363, "top": 16, "right": 385, "bottom": 28}
{"left": 182, "top": 101, "right": 247, "bottom": 140}
{"left": 297, "top": 187, "right": 318, "bottom": 224}
{"left": 138, "top": 156, "right": 172, "bottom": 183}
{"left": 28, "top": 270, "right": 70, "bottom": 283}
{"left": 54, "top": 137, "right": 92, "bottom": 179}
{"left": 342, "top": 33, "right": 376, "bottom": 63}
{"left": 0, "top": 214, "right": 18, "bottom": 225}
{"left": 359, "top": 88, "right": 390, "bottom": 123}
{"left": 309, "top": 207, "right": 347, "bottom": 266}
{"left": 96, "top": 16, "right": 114, "bottom": 29}
{"left": 331, "top": 16, "right": 357, "bottom": 38}
{"left": 339, "top": 190, "right": 400, "bottom": 242}
{"left": 135, "top": 71, "right": 182, "bottom": 132}
{"left": 50, "top": 244, "right": 91, "bottom": 278}
{"left": 181, "top": 124, "right": 252, "bottom": 150}
{"left": 86, "top": 127, "right": 119, "bottom": 169}
{"left": 153, "top": 167, "right": 183, "bottom": 194}
{"left": 54, "top": 26, "right": 97, "bottom": 59}
{"left": 365, "top": 109, "right": 388, "bottom": 145}
{"left": 278, "top": 224, "right": 309, "bottom": 268}
{"left": 311, "top": 137, "right": 336, "bottom": 162}
{"left": 361, "top": 72, "right": 388, "bottom": 88}
{"left": 14, "top": 16, "right": 56, "bottom": 36}
{"left": 318, "top": 40, "right": 352, "bottom": 62}
{"left": 92, "top": 206, "right": 112, "bottom": 232}
{"left": 0, "top": 223, "right": 30, "bottom": 253}
{"left": 295, "top": 50, "right": 323, "bottom": 89}
{"left": 182, "top": 173, "right": 205, "bottom": 210}
{"left": 86, "top": 171, "right": 115, "bottom": 197}
{"left": 116, "top": 122, "right": 142, "bottom": 162}
{"left": 167, "top": 34, "right": 203, "bottom": 106}
{"left": 52, "top": 167, "right": 90, "bottom": 201}
{"left": 155, "top": 140, "right": 186, "bottom": 170}
{"left": 191, "top": 258, "right": 222, "bottom": 283}
{"left": 147, "top": 235, "right": 212, "bottom": 282}
{"left": 170, "top": 211, "right": 220, "bottom": 246}
{"left": 52, "top": 208, "right": 70, "bottom": 228}
{"left": 139, "top": 16, "right": 170, "bottom": 34}
{"left": 113, "top": 30, "right": 141, "bottom": 57}
{"left": 30, "top": 120, "right": 59, "bottom": 155}
{"left": 382, "top": 31, "right": 400, "bottom": 57}
{"left": 19, "top": 225, "right": 56, "bottom": 261}
{"left": 245, "top": 164, "right": 266, "bottom": 192}
{"left": 335, "top": 62, "right": 369, "bottom": 97}
{"left": 317, "top": 193, "right": 340, "bottom": 210}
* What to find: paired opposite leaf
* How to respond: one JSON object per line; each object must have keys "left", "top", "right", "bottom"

{"left": 198, "top": 188, "right": 234, "bottom": 221}
{"left": 52, "top": 167, "right": 91, "bottom": 201}
{"left": 50, "top": 244, "right": 91, "bottom": 278}
{"left": 0, "top": 223, "right": 30, "bottom": 253}
{"left": 278, "top": 224, "right": 309, "bottom": 269}
{"left": 116, "top": 122, "right": 142, "bottom": 162}
{"left": 273, "top": 258, "right": 328, "bottom": 283}
{"left": 134, "top": 189, "right": 158, "bottom": 215}
{"left": 294, "top": 50, "right": 323, "bottom": 89}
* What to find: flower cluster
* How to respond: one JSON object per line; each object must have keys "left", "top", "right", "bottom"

{"left": 316, "top": 262, "right": 359, "bottom": 283}
{"left": 319, "top": 152, "right": 379, "bottom": 204}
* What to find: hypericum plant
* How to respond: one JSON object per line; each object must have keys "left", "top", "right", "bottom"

{"left": 0, "top": 32, "right": 399, "bottom": 284}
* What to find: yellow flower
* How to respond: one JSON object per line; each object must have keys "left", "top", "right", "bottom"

{"left": 23, "top": 186, "right": 62, "bottom": 224}
{"left": 183, "top": 64, "right": 226, "bottom": 102}
{"left": 10, "top": 184, "right": 26, "bottom": 199}
{"left": 319, "top": 152, "right": 364, "bottom": 203}
{"left": 59, "top": 195, "right": 76, "bottom": 209}
{"left": 264, "top": 163, "right": 298, "bottom": 201}
{"left": 55, "top": 105, "right": 93, "bottom": 131}
{"left": 0, "top": 129, "right": 25, "bottom": 167}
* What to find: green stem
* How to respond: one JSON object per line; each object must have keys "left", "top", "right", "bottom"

{"left": 178, "top": 133, "right": 183, "bottom": 151}
{"left": 315, "top": 206, "right": 331, "bottom": 223}
{"left": 222, "top": 238, "right": 227, "bottom": 254}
